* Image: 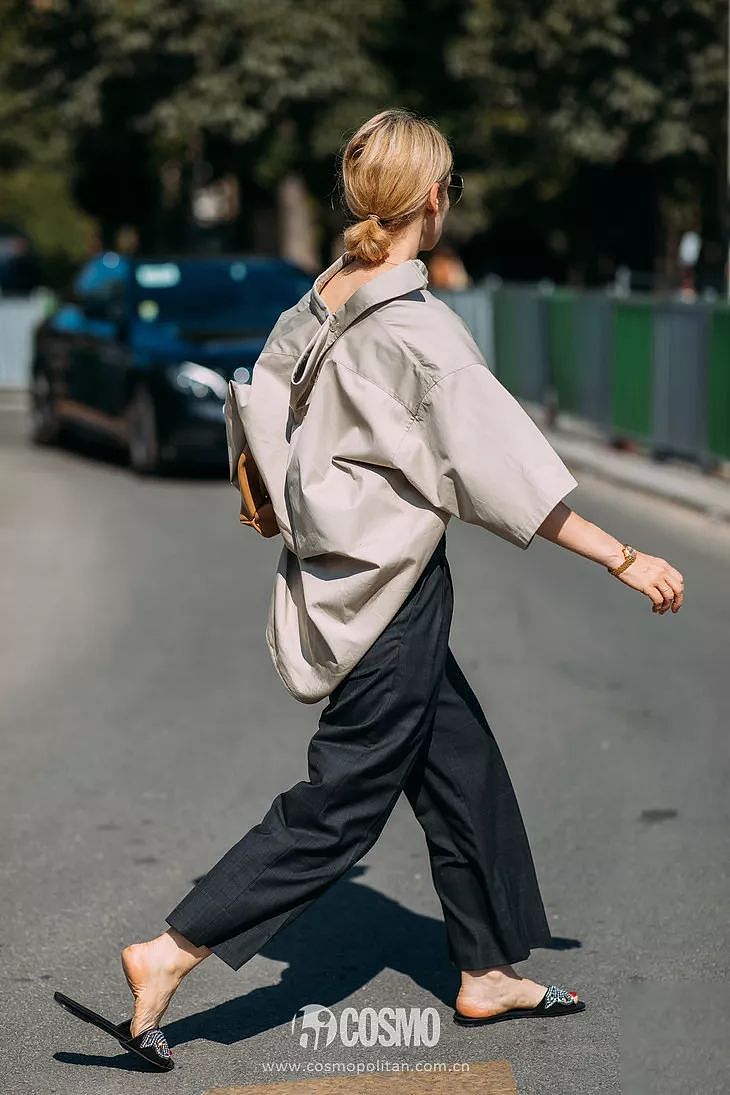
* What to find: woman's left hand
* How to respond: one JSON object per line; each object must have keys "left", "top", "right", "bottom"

{"left": 609, "top": 549, "right": 685, "bottom": 614}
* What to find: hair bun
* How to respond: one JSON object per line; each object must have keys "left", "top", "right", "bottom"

{"left": 343, "top": 215, "right": 390, "bottom": 264}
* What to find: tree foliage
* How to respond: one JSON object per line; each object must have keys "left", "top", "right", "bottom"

{"left": 449, "top": 0, "right": 727, "bottom": 280}
{"left": 0, "top": 0, "right": 725, "bottom": 285}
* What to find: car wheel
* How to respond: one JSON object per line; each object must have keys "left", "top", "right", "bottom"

{"left": 30, "top": 370, "right": 61, "bottom": 445}
{"left": 126, "top": 385, "right": 163, "bottom": 475}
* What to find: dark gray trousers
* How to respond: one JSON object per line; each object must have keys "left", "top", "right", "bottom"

{"left": 166, "top": 533, "right": 553, "bottom": 970}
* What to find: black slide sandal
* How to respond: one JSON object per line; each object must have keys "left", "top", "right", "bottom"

{"left": 53, "top": 991, "right": 174, "bottom": 1071}
{"left": 453, "top": 984, "right": 587, "bottom": 1027}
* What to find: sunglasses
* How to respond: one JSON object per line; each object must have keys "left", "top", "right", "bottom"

{"left": 446, "top": 171, "right": 464, "bottom": 206}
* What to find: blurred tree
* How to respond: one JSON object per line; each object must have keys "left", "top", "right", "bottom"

{"left": 36, "top": 0, "right": 398, "bottom": 269}
{"left": 449, "top": 0, "right": 727, "bottom": 284}
{"left": 0, "top": 0, "right": 725, "bottom": 285}
{"left": 0, "top": 1, "right": 95, "bottom": 281}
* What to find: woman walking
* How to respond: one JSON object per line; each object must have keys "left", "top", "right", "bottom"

{"left": 55, "top": 109, "right": 684, "bottom": 1071}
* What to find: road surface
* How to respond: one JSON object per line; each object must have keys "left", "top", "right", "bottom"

{"left": 1, "top": 414, "right": 728, "bottom": 1094}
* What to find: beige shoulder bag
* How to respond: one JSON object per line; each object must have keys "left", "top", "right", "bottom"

{"left": 236, "top": 445, "right": 279, "bottom": 538}
{"left": 225, "top": 378, "right": 280, "bottom": 539}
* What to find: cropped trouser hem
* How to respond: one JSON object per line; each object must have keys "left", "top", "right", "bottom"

{"left": 446, "top": 931, "right": 555, "bottom": 972}
{"left": 165, "top": 534, "right": 553, "bottom": 973}
{"left": 164, "top": 919, "right": 553, "bottom": 975}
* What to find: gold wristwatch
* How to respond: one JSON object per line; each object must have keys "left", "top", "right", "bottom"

{"left": 608, "top": 543, "right": 637, "bottom": 576}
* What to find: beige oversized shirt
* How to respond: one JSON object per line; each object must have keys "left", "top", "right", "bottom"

{"left": 224, "top": 253, "right": 578, "bottom": 703}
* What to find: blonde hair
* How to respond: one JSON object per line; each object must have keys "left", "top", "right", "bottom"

{"left": 340, "top": 109, "right": 453, "bottom": 265}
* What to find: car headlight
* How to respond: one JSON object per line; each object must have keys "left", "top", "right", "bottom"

{"left": 166, "top": 361, "right": 228, "bottom": 401}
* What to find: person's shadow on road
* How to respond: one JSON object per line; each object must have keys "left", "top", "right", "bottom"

{"left": 165, "top": 864, "right": 455, "bottom": 1047}
{"left": 54, "top": 863, "right": 581, "bottom": 1068}
{"left": 164, "top": 863, "right": 579, "bottom": 1048}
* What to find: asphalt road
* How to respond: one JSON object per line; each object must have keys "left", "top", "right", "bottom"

{"left": 1, "top": 413, "right": 728, "bottom": 1095}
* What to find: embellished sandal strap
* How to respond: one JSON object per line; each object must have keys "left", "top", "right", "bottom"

{"left": 129, "top": 1026, "right": 173, "bottom": 1060}
{"left": 540, "top": 985, "right": 580, "bottom": 1010}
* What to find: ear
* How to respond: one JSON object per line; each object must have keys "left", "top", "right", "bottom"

{"left": 426, "top": 179, "right": 442, "bottom": 214}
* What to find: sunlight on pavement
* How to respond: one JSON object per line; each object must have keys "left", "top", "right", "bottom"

{"left": 203, "top": 1059, "right": 518, "bottom": 1094}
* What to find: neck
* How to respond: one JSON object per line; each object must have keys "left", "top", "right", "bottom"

{"left": 384, "top": 219, "right": 423, "bottom": 265}
{"left": 341, "top": 219, "right": 426, "bottom": 278}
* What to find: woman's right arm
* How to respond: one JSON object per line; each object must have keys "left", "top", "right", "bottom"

{"left": 536, "top": 502, "right": 685, "bottom": 614}
{"left": 394, "top": 356, "right": 685, "bottom": 616}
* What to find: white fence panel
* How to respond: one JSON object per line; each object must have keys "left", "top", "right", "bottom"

{"left": 0, "top": 296, "right": 50, "bottom": 389}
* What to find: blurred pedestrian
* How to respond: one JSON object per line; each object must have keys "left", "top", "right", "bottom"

{"left": 427, "top": 240, "right": 471, "bottom": 289}
{"left": 55, "top": 108, "right": 685, "bottom": 1072}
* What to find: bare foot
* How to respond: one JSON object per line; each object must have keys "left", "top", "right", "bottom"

{"left": 456, "top": 964, "right": 579, "bottom": 1019}
{"left": 121, "top": 928, "right": 210, "bottom": 1037}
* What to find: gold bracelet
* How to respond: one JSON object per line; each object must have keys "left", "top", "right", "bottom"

{"left": 608, "top": 543, "right": 637, "bottom": 576}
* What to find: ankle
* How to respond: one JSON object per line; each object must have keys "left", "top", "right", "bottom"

{"left": 162, "top": 928, "right": 211, "bottom": 978}
{"left": 124, "top": 929, "right": 210, "bottom": 982}
{"left": 461, "top": 964, "right": 516, "bottom": 985}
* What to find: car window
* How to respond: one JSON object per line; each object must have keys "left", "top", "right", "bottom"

{"left": 50, "top": 304, "right": 85, "bottom": 334}
{"left": 130, "top": 259, "right": 311, "bottom": 333}
{"left": 74, "top": 253, "right": 130, "bottom": 300}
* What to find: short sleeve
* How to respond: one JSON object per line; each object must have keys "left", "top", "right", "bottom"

{"left": 395, "top": 363, "right": 578, "bottom": 549}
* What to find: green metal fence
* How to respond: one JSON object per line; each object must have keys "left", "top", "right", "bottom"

{"left": 479, "top": 284, "right": 730, "bottom": 468}
{"left": 611, "top": 299, "right": 653, "bottom": 441}
{"left": 547, "top": 290, "right": 580, "bottom": 414}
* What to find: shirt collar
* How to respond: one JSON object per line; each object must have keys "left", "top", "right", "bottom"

{"left": 309, "top": 252, "right": 429, "bottom": 332}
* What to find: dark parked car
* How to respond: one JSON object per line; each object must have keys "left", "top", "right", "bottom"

{"left": 31, "top": 252, "right": 311, "bottom": 472}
